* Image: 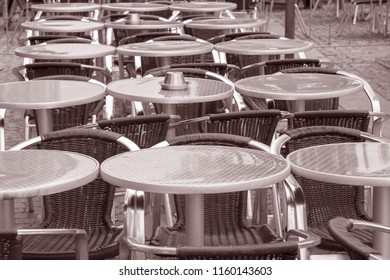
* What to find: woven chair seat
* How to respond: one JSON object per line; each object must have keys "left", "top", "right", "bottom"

{"left": 22, "top": 227, "right": 122, "bottom": 260}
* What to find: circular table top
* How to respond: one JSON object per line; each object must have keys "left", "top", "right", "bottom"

{"left": 102, "top": 3, "right": 169, "bottom": 12}
{"left": 235, "top": 73, "right": 364, "bottom": 100}
{"left": 105, "top": 20, "right": 183, "bottom": 30}
{"left": 31, "top": 3, "right": 101, "bottom": 12}
{"left": 287, "top": 142, "right": 390, "bottom": 187}
{"left": 21, "top": 20, "right": 104, "bottom": 33}
{"left": 0, "top": 80, "right": 106, "bottom": 110}
{"left": 185, "top": 18, "right": 267, "bottom": 30}
{"left": 14, "top": 43, "right": 115, "bottom": 60}
{"left": 107, "top": 77, "right": 233, "bottom": 104}
{"left": 169, "top": 2, "right": 237, "bottom": 12}
{"left": 101, "top": 145, "right": 290, "bottom": 194}
{"left": 215, "top": 39, "right": 314, "bottom": 55}
{"left": 0, "top": 150, "right": 99, "bottom": 200}
{"left": 116, "top": 40, "right": 214, "bottom": 57}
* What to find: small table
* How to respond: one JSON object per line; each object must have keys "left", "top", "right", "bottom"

{"left": 21, "top": 20, "right": 105, "bottom": 43}
{"left": 0, "top": 150, "right": 99, "bottom": 228}
{"left": 0, "top": 80, "right": 106, "bottom": 134}
{"left": 14, "top": 43, "right": 115, "bottom": 68}
{"left": 100, "top": 145, "right": 290, "bottom": 246}
{"left": 185, "top": 18, "right": 266, "bottom": 30}
{"left": 116, "top": 40, "right": 215, "bottom": 78}
{"left": 169, "top": 2, "right": 237, "bottom": 20}
{"left": 235, "top": 73, "right": 364, "bottom": 112}
{"left": 31, "top": 3, "right": 102, "bottom": 21}
{"left": 215, "top": 38, "right": 314, "bottom": 63}
{"left": 106, "top": 76, "right": 233, "bottom": 115}
{"left": 101, "top": 3, "right": 170, "bottom": 13}
{"left": 287, "top": 142, "right": 390, "bottom": 259}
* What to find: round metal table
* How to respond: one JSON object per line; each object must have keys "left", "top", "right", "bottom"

{"left": 101, "top": 145, "right": 290, "bottom": 246}
{"left": 0, "top": 80, "right": 106, "bottom": 134}
{"left": 169, "top": 1, "right": 237, "bottom": 20}
{"left": 235, "top": 73, "right": 364, "bottom": 112}
{"left": 287, "top": 142, "right": 390, "bottom": 259}
{"left": 0, "top": 150, "right": 99, "bottom": 228}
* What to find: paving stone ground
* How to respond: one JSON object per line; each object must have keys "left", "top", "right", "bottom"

{"left": 1, "top": 4, "right": 390, "bottom": 231}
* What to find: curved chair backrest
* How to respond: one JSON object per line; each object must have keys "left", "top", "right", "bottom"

{"left": 145, "top": 68, "right": 233, "bottom": 127}
{"left": 97, "top": 114, "right": 171, "bottom": 149}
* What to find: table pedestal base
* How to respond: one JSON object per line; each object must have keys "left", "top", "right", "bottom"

{"left": 185, "top": 194, "right": 204, "bottom": 246}
{"left": 0, "top": 199, "right": 15, "bottom": 228}
{"left": 373, "top": 186, "right": 390, "bottom": 259}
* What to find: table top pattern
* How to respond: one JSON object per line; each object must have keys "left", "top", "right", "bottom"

{"left": 0, "top": 80, "right": 106, "bottom": 110}
{"left": 15, "top": 43, "right": 115, "bottom": 60}
{"left": 235, "top": 73, "right": 364, "bottom": 100}
{"left": 116, "top": 40, "right": 214, "bottom": 57}
{"left": 287, "top": 142, "right": 390, "bottom": 186}
{"left": 0, "top": 150, "right": 99, "bottom": 200}
{"left": 102, "top": 3, "right": 170, "bottom": 12}
{"left": 31, "top": 3, "right": 101, "bottom": 12}
{"left": 184, "top": 18, "right": 266, "bottom": 29}
{"left": 105, "top": 20, "right": 183, "bottom": 30}
{"left": 106, "top": 77, "right": 233, "bottom": 104}
{"left": 101, "top": 145, "right": 290, "bottom": 194}
{"left": 22, "top": 20, "right": 104, "bottom": 32}
{"left": 169, "top": 2, "right": 237, "bottom": 12}
{"left": 215, "top": 39, "right": 314, "bottom": 55}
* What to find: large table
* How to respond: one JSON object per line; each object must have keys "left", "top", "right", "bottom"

{"left": 0, "top": 150, "right": 99, "bottom": 228}
{"left": 215, "top": 38, "right": 314, "bottom": 63}
{"left": 100, "top": 145, "right": 290, "bottom": 246}
{"left": 235, "top": 73, "right": 364, "bottom": 112}
{"left": 115, "top": 40, "right": 215, "bottom": 78}
{"left": 0, "top": 80, "right": 106, "bottom": 134}
{"left": 169, "top": 1, "right": 237, "bottom": 20}
{"left": 287, "top": 142, "right": 390, "bottom": 259}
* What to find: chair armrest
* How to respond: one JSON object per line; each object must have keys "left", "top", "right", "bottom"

{"left": 17, "top": 228, "right": 88, "bottom": 260}
{"left": 328, "top": 217, "right": 388, "bottom": 260}
{"left": 12, "top": 65, "right": 28, "bottom": 81}
{"left": 285, "top": 229, "right": 321, "bottom": 249}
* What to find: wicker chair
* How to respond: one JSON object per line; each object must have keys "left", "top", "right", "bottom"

{"left": 270, "top": 126, "right": 390, "bottom": 255}
{"left": 286, "top": 109, "right": 387, "bottom": 136}
{"left": 182, "top": 15, "right": 225, "bottom": 40}
{"left": 0, "top": 228, "right": 88, "bottom": 260}
{"left": 120, "top": 133, "right": 320, "bottom": 260}
{"left": 9, "top": 128, "right": 140, "bottom": 260}
{"left": 328, "top": 217, "right": 390, "bottom": 260}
